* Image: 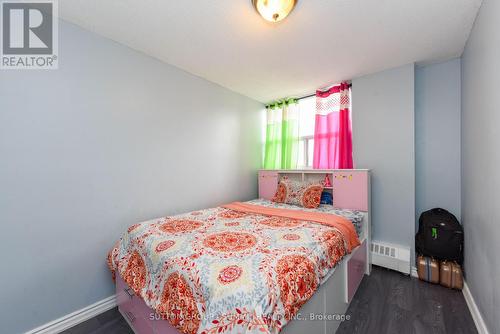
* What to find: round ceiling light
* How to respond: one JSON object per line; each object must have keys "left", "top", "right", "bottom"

{"left": 252, "top": 0, "right": 297, "bottom": 23}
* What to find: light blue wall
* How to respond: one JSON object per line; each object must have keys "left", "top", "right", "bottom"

{"left": 461, "top": 0, "right": 500, "bottom": 332}
{"left": 352, "top": 64, "right": 416, "bottom": 258}
{"left": 415, "top": 59, "right": 461, "bottom": 227}
{"left": 0, "top": 20, "right": 263, "bottom": 334}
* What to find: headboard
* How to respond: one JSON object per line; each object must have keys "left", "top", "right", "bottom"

{"left": 258, "top": 169, "right": 370, "bottom": 211}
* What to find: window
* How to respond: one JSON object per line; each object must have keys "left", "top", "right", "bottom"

{"left": 262, "top": 83, "right": 353, "bottom": 170}
{"left": 297, "top": 96, "right": 315, "bottom": 168}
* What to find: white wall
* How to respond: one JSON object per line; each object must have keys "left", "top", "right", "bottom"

{"left": 0, "top": 20, "right": 263, "bottom": 334}
{"left": 352, "top": 64, "right": 416, "bottom": 258}
{"left": 415, "top": 59, "right": 462, "bottom": 226}
{"left": 461, "top": 0, "right": 500, "bottom": 332}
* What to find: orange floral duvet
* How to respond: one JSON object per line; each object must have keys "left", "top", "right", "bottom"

{"left": 108, "top": 202, "right": 360, "bottom": 334}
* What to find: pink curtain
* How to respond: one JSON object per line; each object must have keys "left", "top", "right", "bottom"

{"left": 312, "top": 82, "right": 353, "bottom": 169}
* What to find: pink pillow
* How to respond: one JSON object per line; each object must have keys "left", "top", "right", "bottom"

{"left": 272, "top": 179, "right": 324, "bottom": 209}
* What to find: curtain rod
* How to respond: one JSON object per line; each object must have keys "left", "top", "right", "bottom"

{"left": 296, "top": 93, "right": 316, "bottom": 101}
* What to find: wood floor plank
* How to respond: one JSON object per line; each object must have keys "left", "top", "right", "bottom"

{"left": 337, "top": 266, "right": 477, "bottom": 334}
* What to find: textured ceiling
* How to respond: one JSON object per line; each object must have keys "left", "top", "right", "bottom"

{"left": 59, "top": 0, "right": 482, "bottom": 102}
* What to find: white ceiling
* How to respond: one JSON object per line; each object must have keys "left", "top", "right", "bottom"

{"left": 59, "top": 0, "right": 482, "bottom": 103}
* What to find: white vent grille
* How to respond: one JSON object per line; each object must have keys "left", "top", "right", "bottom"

{"left": 371, "top": 241, "right": 410, "bottom": 275}
{"left": 371, "top": 243, "right": 397, "bottom": 258}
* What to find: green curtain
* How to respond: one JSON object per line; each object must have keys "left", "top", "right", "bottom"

{"left": 263, "top": 98, "right": 299, "bottom": 169}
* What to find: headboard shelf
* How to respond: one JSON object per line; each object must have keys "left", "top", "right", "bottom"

{"left": 258, "top": 169, "right": 371, "bottom": 212}
{"left": 259, "top": 169, "right": 370, "bottom": 173}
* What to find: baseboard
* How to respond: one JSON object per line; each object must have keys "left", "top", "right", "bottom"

{"left": 463, "top": 282, "right": 490, "bottom": 334}
{"left": 24, "top": 295, "right": 117, "bottom": 334}
{"left": 411, "top": 266, "right": 418, "bottom": 278}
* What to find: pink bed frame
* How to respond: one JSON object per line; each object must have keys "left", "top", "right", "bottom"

{"left": 117, "top": 169, "right": 371, "bottom": 334}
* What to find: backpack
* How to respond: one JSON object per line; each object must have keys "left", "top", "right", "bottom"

{"left": 415, "top": 208, "right": 463, "bottom": 264}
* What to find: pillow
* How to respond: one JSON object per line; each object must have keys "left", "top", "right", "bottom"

{"left": 272, "top": 179, "right": 324, "bottom": 208}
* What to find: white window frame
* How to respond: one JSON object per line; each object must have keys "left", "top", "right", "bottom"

{"left": 298, "top": 135, "right": 314, "bottom": 168}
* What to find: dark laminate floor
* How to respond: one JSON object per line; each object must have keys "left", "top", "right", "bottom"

{"left": 337, "top": 266, "right": 477, "bottom": 334}
{"left": 61, "top": 266, "right": 477, "bottom": 334}
{"left": 61, "top": 307, "right": 133, "bottom": 334}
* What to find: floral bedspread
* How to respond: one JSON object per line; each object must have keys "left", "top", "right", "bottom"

{"left": 108, "top": 202, "right": 360, "bottom": 334}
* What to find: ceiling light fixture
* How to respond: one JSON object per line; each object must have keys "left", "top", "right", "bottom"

{"left": 252, "top": 0, "right": 297, "bottom": 23}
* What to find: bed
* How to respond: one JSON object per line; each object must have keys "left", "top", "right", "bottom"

{"left": 109, "top": 169, "right": 371, "bottom": 334}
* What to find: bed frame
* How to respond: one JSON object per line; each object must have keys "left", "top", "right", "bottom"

{"left": 259, "top": 169, "right": 371, "bottom": 334}
{"left": 116, "top": 169, "right": 371, "bottom": 334}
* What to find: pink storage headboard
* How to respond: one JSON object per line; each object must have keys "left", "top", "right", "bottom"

{"left": 258, "top": 169, "right": 370, "bottom": 211}
{"left": 331, "top": 171, "right": 369, "bottom": 211}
